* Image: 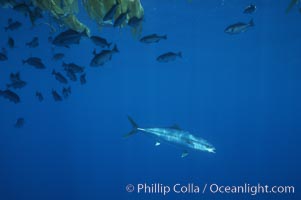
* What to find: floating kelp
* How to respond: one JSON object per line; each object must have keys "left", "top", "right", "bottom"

{"left": 1, "top": 0, "right": 144, "bottom": 36}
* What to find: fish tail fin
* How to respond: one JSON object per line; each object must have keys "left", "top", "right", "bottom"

{"left": 124, "top": 115, "right": 139, "bottom": 138}
{"left": 113, "top": 44, "right": 119, "bottom": 53}
{"left": 286, "top": 0, "right": 298, "bottom": 13}
{"left": 249, "top": 19, "right": 254, "bottom": 27}
{"left": 82, "top": 28, "right": 90, "bottom": 37}
{"left": 178, "top": 52, "right": 182, "bottom": 58}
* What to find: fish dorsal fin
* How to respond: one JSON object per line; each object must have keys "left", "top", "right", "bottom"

{"left": 170, "top": 124, "right": 181, "bottom": 130}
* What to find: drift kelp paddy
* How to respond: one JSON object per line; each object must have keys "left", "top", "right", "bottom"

{"left": 0, "top": 1, "right": 298, "bottom": 156}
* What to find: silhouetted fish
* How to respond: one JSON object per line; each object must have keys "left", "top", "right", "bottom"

{"left": 90, "top": 36, "right": 111, "bottom": 48}
{"left": 62, "top": 87, "right": 71, "bottom": 98}
{"left": 224, "top": 19, "right": 254, "bottom": 34}
{"left": 244, "top": 4, "right": 256, "bottom": 14}
{"left": 0, "top": 89, "right": 20, "bottom": 103}
{"left": 52, "top": 29, "right": 87, "bottom": 48}
{"left": 14, "top": 117, "right": 24, "bottom": 128}
{"left": 10, "top": 72, "right": 20, "bottom": 82}
{"left": 23, "top": 57, "right": 46, "bottom": 69}
{"left": 7, "top": 80, "right": 26, "bottom": 89}
{"left": 5, "top": 20, "right": 22, "bottom": 31}
{"left": 114, "top": 9, "right": 130, "bottom": 27}
{"left": 7, "top": 72, "right": 26, "bottom": 89}
{"left": 52, "top": 53, "right": 64, "bottom": 61}
{"left": 29, "top": 7, "right": 43, "bottom": 25}
{"left": 36, "top": 91, "right": 44, "bottom": 102}
{"left": 52, "top": 69, "right": 68, "bottom": 84}
{"left": 26, "top": 37, "right": 39, "bottom": 48}
{"left": 140, "top": 34, "right": 167, "bottom": 44}
{"left": 128, "top": 16, "right": 143, "bottom": 28}
{"left": 7, "top": 37, "right": 14, "bottom": 48}
{"left": 103, "top": 1, "right": 120, "bottom": 21}
{"left": 65, "top": 69, "right": 77, "bottom": 82}
{"left": 52, "top": 90, "right": 62, "bottom": 101}
{"left": 157, "top": 52, "right": 182, "bottom": 63}
{"left": 0, "top": 52, "right": 8, "bottom": 61}
{"left": 62, "top": 62, "right": 84, "bottom": 73}
{"left": 90, "top": 45, "right": 119, "bottom": 67}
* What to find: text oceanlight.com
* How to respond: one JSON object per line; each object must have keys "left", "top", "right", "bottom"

{"left": 125, "top": 183, "right": 295, "bottom": 196}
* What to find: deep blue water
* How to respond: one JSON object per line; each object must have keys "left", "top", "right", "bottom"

{"left": 0, "top": 0, "right": 300, "bottom": 199}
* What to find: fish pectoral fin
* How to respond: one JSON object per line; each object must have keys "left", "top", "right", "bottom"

{"left": 181, "top": 150, "right": 189, "bottom": 158}
{"left": 123, "top": 130, "right": 137, "bottom": 138}
{"left": 170, "top": 124, "right": 181, "bottom": 130}
{"left": 155, "top": 141, "right": 161, "bottom": 146}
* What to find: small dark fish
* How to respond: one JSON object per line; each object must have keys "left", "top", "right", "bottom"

{"left": 52, "top": 53, "right": 64, "bottom": 61}
{"left": 26, "top": 37, "right": 39, "bottom": 48}
{"left": 23, "top": 57, "right": 46, "bottom": 69}
{"left": 244, "top": 4, "right": 256, "bottom": 14}
{"left": 36, "top": 91, "right": 44, "bottom": 102}
{"left": 62, "top": 62, "right": 84, "bottom": 73}
{"left": 224, "top": 19, "right": 254, "bottom": 34}
{"left": 114, "top": 9, "right": 130, "bottom": 27}
{"left": 10, "top": 72, "right": 20, "bottom": 82}
{"left": 90, "top": 36, "right": 111, "bottom": 48}
{"left": 0, "top": 53, "right": 8, "bottom": 61}
{"left": 7, "top": 80, "right": 27, "bottom": 89}
{"left": 90, "top": 45, "right": 119, "bottom": 67}
{"left": 65, "top": 69, "right": 77, "bottom": 82}
{"left": 8, "top": 18, "right": 13, "bottom": 24}
{"left": 5, "top": 20, "right": 22, "bottom": 31}
{"left": 52, "top": 29, "right": 87, "bottom": 48}
{"left": 0, "top": 89, "right": 20, "bottom": 103}
{"left": 52, "top": 70, "right": 68, "bottom": 84}
{"left": 80, "top": 73, "right": 86, "bottom": 85}
{"left": 7, "top": 72, "right": 26, "bottom": 89}
{"left": 128, "top": 16, "right": 143, "bottom": 28}
{"left": 62, "top": 87, "right": 71, "bottom": 98}
{"left": 8, "top": 37, "right": 14, "bottom": 48}
{"left": 140, "top": 34, "right": 167, "bottom": 44}
{"left": 29, "top": 7, "right": 43, "bottom": 25}
{"left": 52, "top": 90, "right": 62, "bottom": 102}
{"left": 14, "top": 117, "right": 24, "bottom": 128}
{"left": 157, "top": 52, "right": 182, "bottom": 63}
{"left": 103, "top": 1, "right": 120, "bottom": 21}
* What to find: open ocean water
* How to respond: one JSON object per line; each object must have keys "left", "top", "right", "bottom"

{"left": 0, "top": 0, "right": 300, "bottom": 199}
